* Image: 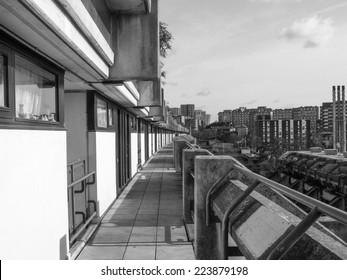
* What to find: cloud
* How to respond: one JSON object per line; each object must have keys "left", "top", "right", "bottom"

{"left": 280, "top": 15, "right": 335, "bottom": 48}
{"left": 273, "top": 98, "right": 281, "bottom": 103}
{"left": 196, "top": 89, "right": 211, "bottom": 97}
{"left": 181, "top": 93, "right": 189, "bottom": 98}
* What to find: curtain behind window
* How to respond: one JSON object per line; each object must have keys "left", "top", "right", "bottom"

{"left": 15, "top": 55, "right": 56, "bottom": 119}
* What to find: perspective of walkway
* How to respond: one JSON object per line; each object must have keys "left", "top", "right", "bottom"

{"left": 77, "top": 144, "right": 195, "bottom": 260}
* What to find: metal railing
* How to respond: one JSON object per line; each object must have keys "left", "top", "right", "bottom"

{"left": 176, "top": 138, "right": 347, "bottom": 259}
{"left": 67, "top": 159, "right": 97, "bottom": 245}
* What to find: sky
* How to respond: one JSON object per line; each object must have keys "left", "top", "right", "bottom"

{"left": 159, "top": 0, "right": 347, "bottom": 121}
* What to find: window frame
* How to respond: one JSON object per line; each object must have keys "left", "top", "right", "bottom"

{"left": 130, "top": 115, "right": 137, "bottom": 132}
{"left": 0, "top": 43, "right": 14, "bottom": 119}
{"left": 87, "top": 92, "right": 116, "bottom": 131}
{"left": 0, "top": 33, "right": 65, "bottom": 129}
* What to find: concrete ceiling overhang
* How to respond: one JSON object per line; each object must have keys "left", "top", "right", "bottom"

{"left": 106, "top": 0, "right": 151, "bottom": 14}
{"left": 0, "top": 0, "right": 110, "bottom": 83}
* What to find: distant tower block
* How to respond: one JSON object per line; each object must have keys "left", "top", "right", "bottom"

{"left": 332, "top": 85, "right": 346, "bottom": 152}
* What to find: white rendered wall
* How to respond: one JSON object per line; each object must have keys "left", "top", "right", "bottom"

{"left": 149, "top": 133, "right": 153, "bottom": 156}
{"left": 0, "top": 129, "right": 68, "bottom": 259}
{"left": 141, "top": 133, "right": 145, "bottom": 165}
{"left": 130, "top": 133, "right": 138, "bottom": 177}
{"left": 158, "top": 133, "right": 162, "bottom": 149}
{"left": 94, "top": 132, "right": 117, "bottom": 216}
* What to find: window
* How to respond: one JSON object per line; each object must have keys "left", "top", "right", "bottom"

{"left": 15, "top": 55, "right": 57, "bottom": 122}
{"left": 108, "top": 107, "right": 114, "bottom": 126}
{"left": 130, "top": 116, "right": 137, "bottom": 132}
{"left": 93, "top": 96, "right": 115, "bottom": 129}
{"left": 0, "top": 35, "right": 64, "bottom": 127}
{"left": 0, "top": 54, "right": 8, "bottom": 108}
{"left": 97, "top": 98, "right": 107, "bottom": 128}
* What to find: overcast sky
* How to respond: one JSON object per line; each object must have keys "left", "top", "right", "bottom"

{"left": 159, "top": 0, "right": 347, "bottom": 121}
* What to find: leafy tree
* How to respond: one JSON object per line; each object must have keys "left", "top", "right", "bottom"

{"left": 159, "top": 21, "right": 173, "bottom": 81}
{"left": 160, "top": 21, "right": 173, "bottom": 58}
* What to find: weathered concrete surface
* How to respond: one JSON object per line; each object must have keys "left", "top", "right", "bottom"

{"left": 107, "top": 0, "right": 151, "bottom": 14}
{"left": 225, "top": 180, "right": 347, "bottom": 259}
{"left": 182, "top": 149, "right": 211, "bottom": 224}
{"left": 212, "top": 180, "right": 293, "bottom": 259}
{"left": 109, "top": 0, "right": 159, "bottom": 80}
{"left": 194, "top": 156, "right": 235, "bottom": 259}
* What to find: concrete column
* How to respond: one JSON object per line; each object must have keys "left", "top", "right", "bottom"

{"left": 194, "top": 155, "right": 234, "bottom": 260}
{"left": 182, "top": 149, "right": 211, "bottom": 224}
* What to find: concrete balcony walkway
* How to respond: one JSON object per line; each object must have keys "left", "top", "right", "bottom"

{"left": 77, "top": 144, "right": 195, "bottom": 260}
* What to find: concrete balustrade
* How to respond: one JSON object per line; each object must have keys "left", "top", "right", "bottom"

{"left": 173, "top": 136, "right": 196, "bottom": 172}
{"left": 173, "top": 140, "right": 189, "bottom": 171}
{"left": 193, "top": 156, "right": 347, "bottom": 260}
{"left": 182, "top": 149, "right": 211, "bottom": 224}
{"left": 194, "top": 155, "right": 234, "bottom": 259}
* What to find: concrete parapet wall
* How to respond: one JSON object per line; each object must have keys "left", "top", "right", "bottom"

{"left": 173, "top": 138, "right": 196, "bottom": 172}
{"left": 182, "top": 149, "right": 211, "bottom": 224}
{"left": 193, "top": 156, "right": 347, "bottom": 260}
{"left": 194, "top": 155, "right": 235, "bottom": 259}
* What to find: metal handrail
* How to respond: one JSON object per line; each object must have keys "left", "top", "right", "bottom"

{"left": 233, "top": 164, "right": 347, "bottom": 225}
{"left": 67, "top": 171, "right": 96, "bottom": 189}
{"left": 69, "top": 211, "right": 97, "bottom": 244}
{"left": 67, "top": 160, "right": 96, "bottom": 246}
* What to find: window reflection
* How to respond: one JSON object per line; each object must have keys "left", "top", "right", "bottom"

{"left": 0, "top": 55, "right": 6, "bottom": 107}
{"left": 97, "top": 98, "right": 107, "bottom": 127}
{"left": 15, "top": 55, "right": 57, "bottom": 121}
{"left": 108, "top": 107, "right": 113, "bottom": 126}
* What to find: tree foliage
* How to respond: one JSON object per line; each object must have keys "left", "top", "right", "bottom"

{"left": 159, "top": 21, "right": 173, "bottom": 58}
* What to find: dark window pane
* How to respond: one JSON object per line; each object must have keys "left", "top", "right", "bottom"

{"left": 108, "top": 107, "right": 113, "bottom": 126}
{"left": 0, "top": 54, "right": 6, "bottom": 107}
{"left": 15, "top": 55, "right": 57, "bottom": 121}
{"left": 97, "top": 98, "right": 107, "bottom": 127}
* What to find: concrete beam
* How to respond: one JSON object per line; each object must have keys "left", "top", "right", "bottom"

{"left": 109, "top": 0, "right": 159, "bottom": 80}
{"left": 136, "top": 79, "right": 162, "bottom": 107}
{"left": 148, "top": 106, "right": 163, "bottom": 117}
{"left": 107, "top": 0, "right": 151, "bottom": 14}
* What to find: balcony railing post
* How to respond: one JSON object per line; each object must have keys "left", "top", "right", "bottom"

{"left": 194, "top": 155, "right": 234, "bottom": 260}
{"left": 182, "top": 149, "right": 211, "bottom": 224}
{"left": 173, "top": 140, "right": 187, "bottom": 171}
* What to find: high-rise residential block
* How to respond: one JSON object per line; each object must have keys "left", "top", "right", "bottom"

{"left": 170, "top": 107, "right": 181, "bottom": 116}
{"left": 256, "top": 119, "right": 311, "bottom": 150}
{"left": 180, "top": 104, "right": 195, "bottom": 118}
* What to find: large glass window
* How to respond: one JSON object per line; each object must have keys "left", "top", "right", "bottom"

{"left": 97, "top": 98, "right": 107, "bottom": 128}
{"left": 15, "top": 55, "right": 57, "bottom": 122}
{"left": 0, "top": 54, "right": 7, "bottom": 107}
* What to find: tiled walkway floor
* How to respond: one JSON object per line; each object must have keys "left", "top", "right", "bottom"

{"left": 77, "top": 145, "right": 195, "bottom": 260}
